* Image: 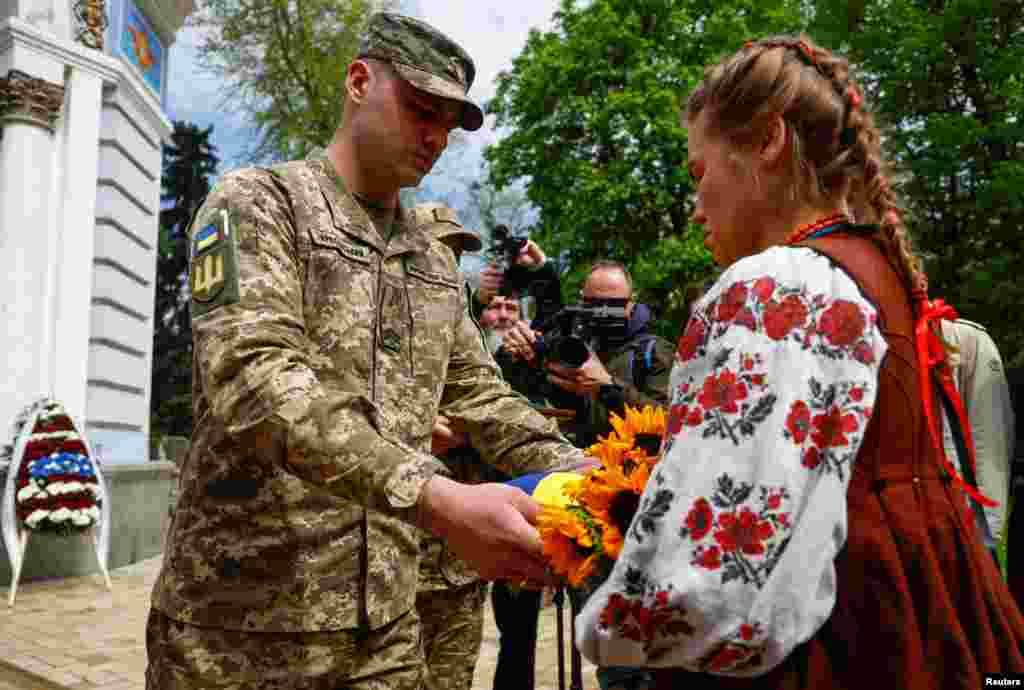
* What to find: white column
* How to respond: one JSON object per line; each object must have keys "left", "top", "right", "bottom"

{"left": 0, "top": 68, "right": 64, "bottom": 436}
{"left": 50, "top": 65, "right": 103, "bottom": 423}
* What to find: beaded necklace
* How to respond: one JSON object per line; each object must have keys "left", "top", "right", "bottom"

{"left": 783, "top": 212, "right": 851, "bottom": 245}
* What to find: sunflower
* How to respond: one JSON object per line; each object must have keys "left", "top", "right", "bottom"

{"left": 585, "top": 435, "right": 632, "bottom": 474}
{"left": 539, "top": 506, "right": 597, "bottom": 582}
{"left": 608, "top": 404, "right": 667, "bottom": 448}
{"left": 574, "top": 463, "right": 640, "bottom": 521}
{"left": 538, "top": 404, "right": 668, "bottom": 585}
{"left": 588, "top": 404, "right": 666, "bottom": 476}
{"left": 539, "top": 505, "right": 593, "bottom": 546}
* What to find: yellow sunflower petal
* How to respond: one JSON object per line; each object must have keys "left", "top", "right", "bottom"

{"left": 544, "top": 531, "right": 586, "bottom": 579}
{"left": 602, "top": 525, "right": 625, "bottom": 560}
{"left": 568, "top": 553, "right": 600, "bottom": 587}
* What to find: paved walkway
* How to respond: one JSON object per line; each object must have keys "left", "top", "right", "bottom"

{"left": 0, "top": 556, "right": 597, "bottom": 690}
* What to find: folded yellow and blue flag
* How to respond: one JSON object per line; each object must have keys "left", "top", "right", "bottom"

{"left": 506, "top": 471, "right": 582, "bottom": 509}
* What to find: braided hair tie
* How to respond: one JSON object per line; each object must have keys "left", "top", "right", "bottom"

{"left": 744, "top": 39, "right": 861, "bottom": 150}
{"left": 838, "top": 85, "right": 862, "bottom": 149}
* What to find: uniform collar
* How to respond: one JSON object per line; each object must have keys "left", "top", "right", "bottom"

{"left": 306, "top": 149, "right": 430, "bottom": 258}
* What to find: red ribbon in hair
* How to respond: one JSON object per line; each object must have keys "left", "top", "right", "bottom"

{"left": 915, "top": 297, "right": 997, "bottom": 507}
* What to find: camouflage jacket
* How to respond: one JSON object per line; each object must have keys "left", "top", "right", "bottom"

{"left": 418, "top": 280, "right": 496, "bottom": 592}
{"left": 152, "top": 151, "right": 583, "bottom": 633}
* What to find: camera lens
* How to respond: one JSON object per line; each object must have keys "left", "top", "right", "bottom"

{"left": 555, "top": 337, "right": 590, "bottom": 369}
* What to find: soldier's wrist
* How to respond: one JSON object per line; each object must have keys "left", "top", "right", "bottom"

{"left": 416, "top": 475, "right": 456, "bottom": 535}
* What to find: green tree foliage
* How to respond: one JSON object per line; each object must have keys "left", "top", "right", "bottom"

{"left": 193, "top": 0, "right": 392, "bottom": 162}
{"left": 485, "top": 0, "right": 807, "bottom": 336}
{"left": 811, "top": 0, "right": 1024, "bottom": 364}
{"left": 151, "top": 122, "right": 220, "bottom": 440}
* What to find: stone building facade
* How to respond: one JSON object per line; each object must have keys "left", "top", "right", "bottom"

{"left": 1, "top": 0, "right": 193, "bottom": 462}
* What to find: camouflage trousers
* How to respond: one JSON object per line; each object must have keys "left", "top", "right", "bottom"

{"left": 145, "top": 607, "right": 422, "bottom": 690}
{"left": 415, "top": 581, "right": 488, "bottom": 690}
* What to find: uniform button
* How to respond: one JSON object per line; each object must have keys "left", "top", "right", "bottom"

{"left": 381, "top": 329, "right": 402, "bottom": 352}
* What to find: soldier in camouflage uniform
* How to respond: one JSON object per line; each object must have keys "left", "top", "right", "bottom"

{"left": 410, "top": 203, "right": 493, "bottom": 690}
{"left": 146, "top": 14, "right": 584, "bottom": 690}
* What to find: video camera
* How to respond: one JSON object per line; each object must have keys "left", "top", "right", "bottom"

{"left": 533, "top": 301, "right": 629, "bottom": 369}
{"left": 489, "top": 224, "right": 536, "bottom": 298}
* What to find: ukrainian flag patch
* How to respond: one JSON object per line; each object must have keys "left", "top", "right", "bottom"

{"left": 192, "top": 215, "right": 229, "bottom": 257}
{"left": 189, "top": 208, "right": 240, "bottom": 318}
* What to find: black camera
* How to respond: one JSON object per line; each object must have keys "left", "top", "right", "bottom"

{"left": 489, "top": 224, "right": 535, "bottom": 297}
{"left": 533, "top": 301, "right": 629, "bottom": 368}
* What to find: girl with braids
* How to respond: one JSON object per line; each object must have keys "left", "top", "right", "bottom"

{"left": 575, "top": 36, "right": 1024, "bottom": 688}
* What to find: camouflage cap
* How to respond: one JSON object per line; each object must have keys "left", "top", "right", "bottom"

{"left": 412, "top": 202, "right": 483, "bottom": 253}
{"left": 359, "top": 13, "right": 484, "bottom": 131}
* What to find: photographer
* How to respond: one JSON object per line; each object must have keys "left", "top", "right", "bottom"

{"left": 472, "top": 225, "right": 564, "bottom": 326}
{"left": 489, "top": 259, "right": 675, "bottom": 690}
{"left": 498, "top": 260, "right": 675, "bottom": 448}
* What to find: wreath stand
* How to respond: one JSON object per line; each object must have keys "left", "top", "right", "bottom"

{"left": 1, "top": 400, "right": 113, "bottom": 606}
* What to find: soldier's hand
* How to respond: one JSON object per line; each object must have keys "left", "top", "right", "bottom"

{"left": 515, "top": 240, "right": 547, "bottom": 268}
{"left": 417, "top": 476, "right": 553, "bottom": 583}
{"left": 431, "top": 416, "right": 468, "bottom": 456}
{"left": 477, "top": 265, "right": 504, "bottom": 305}
{"left": 503, "top": 320, "right": 539, "bottom": 364}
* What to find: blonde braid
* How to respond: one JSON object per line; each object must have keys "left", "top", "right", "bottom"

{"left": 785, "top": 37, "right": 928, "bottom": 299}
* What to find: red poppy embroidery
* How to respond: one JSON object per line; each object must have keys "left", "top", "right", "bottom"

{"left": 682, "top": 497, "right": 714, "bottom": 541}
{"left": 717, "top": 283, "right": 749, "bottom": 322}
{"left": 681, "top": 475, "right": 793, "bottom": 588}
{"left": 702, "top": 275, "right": 877, "bottom": 363}
{"left": 667, "top": 404, "right": 688, "bottom": 434}
{"left": 763, "top": 295, "right": 809, "bottom": 341}
{"left": 672, "top": 350, "right": 777, "bottom": 446}
{"left": 597, "top": 568, "right": 695, "bottom": 652}
{"left": 707, "top": 645, "right": 747, "bottom": 672}
{"left": 699, "top": 622, "right": 767, "bottom": 674}
{"left": 784, "top": 401, "right": 811, "bottom": 443}
{"left": 786, "top": 378, "right": 870, "bottom": 479}
{"left": 811, "top": 405, "right": 859, "bottom": 448}
{"left": 752, "top": 277, "right": 776, "bottom": 303}
{"left": 715, "top": 508, "right": 775, "bottom": 556}
{"left": 693, "top": 544, "right": 722, "bottom": 569}
{"left": 853, "top": 341, "right": 875, "bottom": 365}
{"left": 698, "top": 370, "right": 749, "bottom": 414}
{"left": 677, "top": 318, "right": 708, "bottom": 362}
{"left": 818, "top": 300, "right": 866, "bottom": 347}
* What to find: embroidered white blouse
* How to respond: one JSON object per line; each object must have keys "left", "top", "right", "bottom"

{"left": 575, "top": 246, "right": 889, "bottom": 677}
